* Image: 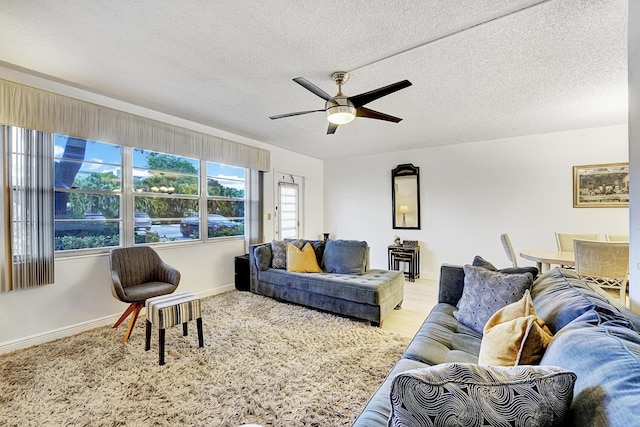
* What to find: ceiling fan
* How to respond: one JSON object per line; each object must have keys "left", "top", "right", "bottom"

{"left": 269, "top": 72, "right": 412, "bottom": 134}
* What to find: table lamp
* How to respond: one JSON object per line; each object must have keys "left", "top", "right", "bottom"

{"left": 399, "top": 205, "right": 409, "bottom": 227}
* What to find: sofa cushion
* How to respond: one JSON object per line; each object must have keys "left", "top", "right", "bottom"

{"left": 404, "top": 303, "right": 482, "bottom": 365}
{"left": 454, "top": 265, "right": 533, "bottom": 334}
{"left": 255, "top": 245, "right": 272, "bottom": 271}
{"left": 322, "top": 239, "right": 368, "bottom": 275}
{"left": 541, "top": 310, "right": 640, "bottom": 427}
{"left": 531, "top": 268, "right": 636, "bottom": 334}
{"left": 286, "top": 242, "right": 322, "bottom": 273}
{"left": 388, "top": 363, "right": 576, "bottom": 427}
{"left": 478, "top": 290, "right": 553, "bottom": 366}
{"left": 257, "top": 268, "right": 402, "bottom": 305}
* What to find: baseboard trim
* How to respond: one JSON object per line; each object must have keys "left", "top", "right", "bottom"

{"left": 0, "top": 285, "right": 236, "bottom": 355}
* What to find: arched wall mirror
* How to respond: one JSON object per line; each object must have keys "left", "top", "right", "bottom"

{"left": 392, "top": 163, "right": 421, "bottom": 230}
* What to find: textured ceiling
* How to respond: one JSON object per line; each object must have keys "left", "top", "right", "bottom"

{"left": 0, "top": 0, "right": 628, "bottom": 160}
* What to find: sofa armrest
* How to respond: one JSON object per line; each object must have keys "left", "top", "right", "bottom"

{"left": 249, "top": 242, "right": 270, "bottom": 291}
{"left": 438, "top": 264, "right": 465, "bottom": 306}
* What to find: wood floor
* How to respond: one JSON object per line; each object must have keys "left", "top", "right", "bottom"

{"left": 381, "top": 277, "right": 439, "bottom": 337}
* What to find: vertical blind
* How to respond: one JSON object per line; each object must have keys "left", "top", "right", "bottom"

{"left": 1, "top": 126, "right": 55, "bottom": 291}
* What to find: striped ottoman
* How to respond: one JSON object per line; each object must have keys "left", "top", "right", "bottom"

{"left": 145, "top": 292, "right": 204, "bottom": 365}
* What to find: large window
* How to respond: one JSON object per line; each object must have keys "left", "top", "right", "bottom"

{"left": 5, "top": 128, "right": 248, "bottom": 256}
{"left": 54, "top": 136, "right": 121, "bottom": 251}
{"left": 133, "top": 148, "right": 200, "bottom": 244}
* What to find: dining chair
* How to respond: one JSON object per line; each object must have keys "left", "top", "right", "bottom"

{"left": 109, "top": 246, "right": 181, "bottom": 343}
{"left": 555, "top": 232, "right": 600, "bottom": 252}
{"left": 573, "top": 239, "right": 629, "bottom": 305}
{"left": 605, "top": 233, "right": 629, "bottom": 242}
{"left": 500, "top": 233, "right": 518, "bottom": 267}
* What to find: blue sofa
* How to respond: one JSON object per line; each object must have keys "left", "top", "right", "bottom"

{"left": 249, "top": 239, "right": 404, "bottom": 326}
{"left": 352, "top": 265, "right": 640, "bottom": 426}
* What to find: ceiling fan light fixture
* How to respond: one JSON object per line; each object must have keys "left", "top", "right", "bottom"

{"left": 325, "top": 97, "right": 356, "bottom": 125}
{"left": 326, "top": 105, "right": 356, "bottom": 124}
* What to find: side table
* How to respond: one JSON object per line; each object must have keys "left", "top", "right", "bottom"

{"left": 235, "top": 254, "right": 250, "bottom": 291}
{"left": 388, "top": 245, "right": 420, "bottom": 282}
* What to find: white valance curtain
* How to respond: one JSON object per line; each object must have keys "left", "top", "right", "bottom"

{"left": 0, "top": 79, "right": 270, "bottom": 171}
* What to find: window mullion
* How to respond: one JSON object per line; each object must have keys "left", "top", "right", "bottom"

{"left": 122, "top": 146, "right": 133, "bottom": 246}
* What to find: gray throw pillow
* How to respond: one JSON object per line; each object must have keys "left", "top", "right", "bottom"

{"left": 322, "top": 240, "right": 368, "bottom": 275}
{"left": 255, "top": 245, "right": 272, "bottom": 271}
{"left": 454, "top": 265, "right": 533, "bottom": 334}
{"left": 389, "top": 363, "right": 576, "bottom": 427}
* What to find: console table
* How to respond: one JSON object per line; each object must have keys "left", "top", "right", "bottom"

{"left": 388, "top": 245, "right": 420, "bottom": 282}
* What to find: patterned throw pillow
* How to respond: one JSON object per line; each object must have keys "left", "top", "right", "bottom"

{"left": 479, "top": 289, "right": 553, "bottom": 366}
{"left": 389, "top": 363, "right": 576, "bottom": 427}
{"left": 271, "top": 240, "right": 304, "bottom": 269}
{"left": 454, "top": 265, "right": 533, "bottom": 334}
{"left": 271, "top": 240, "right": 287, "bottom": 269}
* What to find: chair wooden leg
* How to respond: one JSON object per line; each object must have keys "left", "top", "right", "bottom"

{"left": 113, "top": 303, "right": 138, "bottom": 329}
{"left": 121, "top": 303, "right": 143, "bottom": 344}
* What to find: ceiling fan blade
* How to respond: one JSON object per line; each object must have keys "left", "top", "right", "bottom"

{"left": 327, "top": 123, "right": 338, "bottom": 134}
{"left": 356, "top": 107, "right": 403, "bottom": 123}
{"left": 348, "top": 80, "right": 412, "bottom": 108}
{"left": 293, "top": 77, "right": 333, "bottom": 101}
{"left": 269, "top": 109, "right": 325, "bottom": 120}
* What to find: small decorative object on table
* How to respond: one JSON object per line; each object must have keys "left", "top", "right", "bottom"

{"left": 403, "top": 240, "right": 418, "bottom": 248}
{"left": 394, "top": 236, "right": 401, "bottom": 246}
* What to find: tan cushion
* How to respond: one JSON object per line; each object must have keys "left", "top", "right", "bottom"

{"left": 286, "top": 242, "right": 322, "bottom": 273}
{"left": 478, "top": 289, "right": 553, "bottom": 366}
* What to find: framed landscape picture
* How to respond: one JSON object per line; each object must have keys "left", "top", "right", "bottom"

{"left": 573, "top": 162, "right": 629, "bottom": 208}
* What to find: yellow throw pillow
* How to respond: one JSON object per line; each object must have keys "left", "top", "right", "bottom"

{"left": 286, "top": 242, "right": 322, "bottom": 273}
{"left": 478, "top": 289, "right": 553, "bottom": 366}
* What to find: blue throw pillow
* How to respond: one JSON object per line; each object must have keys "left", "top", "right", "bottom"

{"left": 322, "top": 240, "right": 368, "bottom": 274}
{"left": 541, "top": 311, "right": 640, "bottom": 427}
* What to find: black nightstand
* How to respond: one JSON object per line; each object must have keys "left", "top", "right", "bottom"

{"left": 234, "top": 254, "right": 250, "bottom": 291}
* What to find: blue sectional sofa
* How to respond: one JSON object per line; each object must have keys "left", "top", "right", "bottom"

{"left": 248, "top": 239, "right": 404, "bottom": 326}
{"left": 352, "top": 265, "right": 640, "bottom": 427}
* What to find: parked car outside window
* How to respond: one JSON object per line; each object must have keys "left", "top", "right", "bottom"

{"left": 134, "top": 212, "right": 152, "bottom": 231}
{"left": 180, "top": 214, "right": 239, "bottom": 238}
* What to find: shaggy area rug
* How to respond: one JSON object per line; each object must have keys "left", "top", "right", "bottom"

{"left": 0, "top": 291, "right": 410, "bottom": 426}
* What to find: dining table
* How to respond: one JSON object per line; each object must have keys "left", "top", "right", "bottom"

{"left": 519, "top": 249, "right": 575, "bottom": 273}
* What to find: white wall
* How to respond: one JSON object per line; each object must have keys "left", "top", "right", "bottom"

{"left": 325, "top": 125, "right": 629, "bottom": 278}
{"left": 0, "top": 68, "right": 324, "bottom": 353}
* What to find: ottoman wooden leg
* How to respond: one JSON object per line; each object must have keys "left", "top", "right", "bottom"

{"left": 145, "top": 320, "right": 152, "bottom": 351}
{"left": 183, "top": 322, "right": 188, "bottom": 336}
{"left": 159, "top": 328, "right": 166, "bottom": 365}
{"left": 197, "top": 317, "right": 204, "bottom": 348}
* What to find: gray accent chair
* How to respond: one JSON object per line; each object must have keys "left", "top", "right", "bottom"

{"left": 109, "top": 246, "right": 180, "bottom": 343}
